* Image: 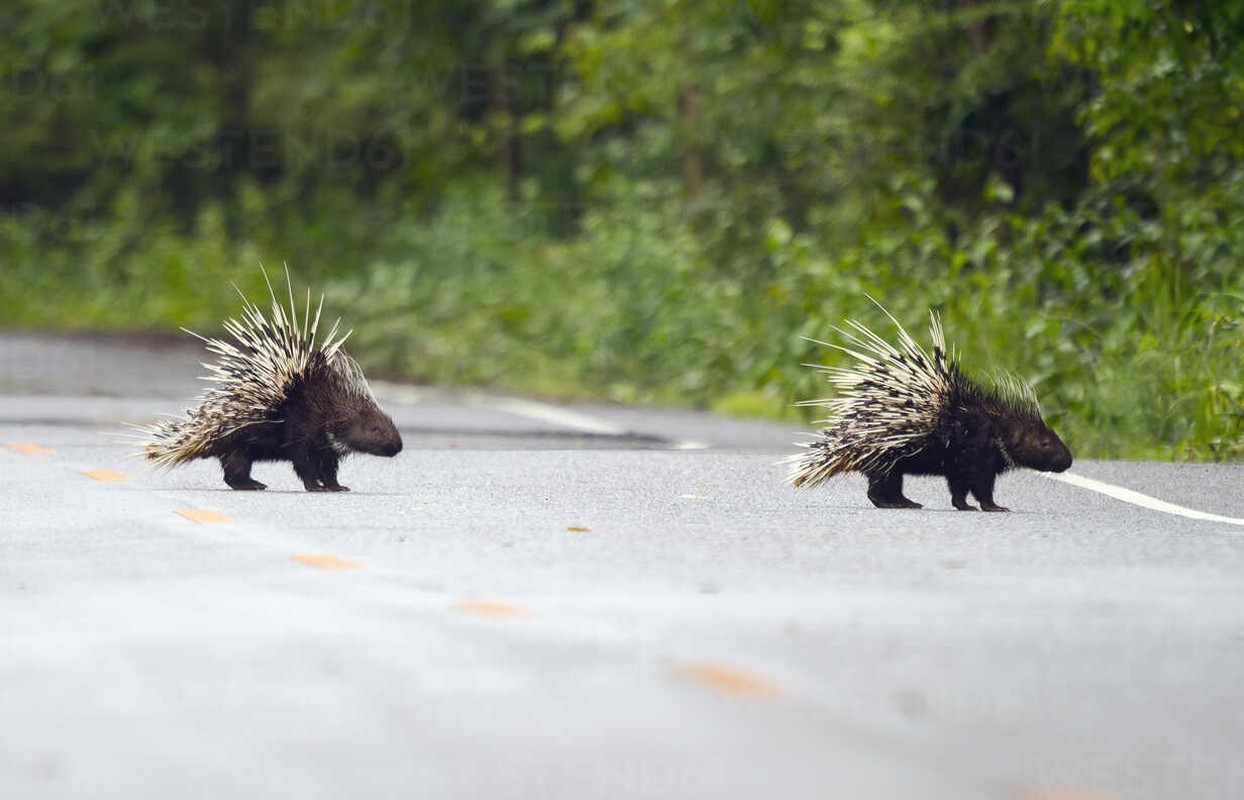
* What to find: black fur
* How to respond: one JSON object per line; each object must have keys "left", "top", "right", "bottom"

{"left": 793, "top": 307, "right": 1073, "bottom": 512}
{"left": 211, "top": 357, "right": 402, "bottom": 492}
{"left": 861, "top": 385, "right": 1072, "bottom": 512}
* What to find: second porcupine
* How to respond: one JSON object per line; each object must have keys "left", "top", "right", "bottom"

{"left": 788, "top": 304, "right": 1072, "bottom": 511}
{"left": 138, "top": 269, "right": 402, "bottom": 492}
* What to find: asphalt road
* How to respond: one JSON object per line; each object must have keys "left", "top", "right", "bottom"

{"left": 3, "top": 331, "right": 1244, "bottom": 800}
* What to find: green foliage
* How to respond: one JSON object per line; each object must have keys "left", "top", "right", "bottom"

{"left": 2, "top": 0, "right": 1242, "bottom": 460}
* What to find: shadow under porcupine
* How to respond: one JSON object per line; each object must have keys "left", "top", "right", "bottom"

{"left": 136, "top": 269, "right": 402, "bottom": 492}
{"left": 788, "top": 303, "right": 1072, "bottom": 512}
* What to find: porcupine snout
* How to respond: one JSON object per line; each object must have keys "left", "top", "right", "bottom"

{"left": 1007, "top": 418, "right": 1072, "bottom": 473}
{"left": 1036, "top": 431, "right": 1073, "bottom": 472}
{"left": 344, "top": 405, "right": 403, "bottom": 457}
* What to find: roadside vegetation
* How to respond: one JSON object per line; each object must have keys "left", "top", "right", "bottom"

{"left": 3, "top": 1, "right": 1241, "bottom": 459}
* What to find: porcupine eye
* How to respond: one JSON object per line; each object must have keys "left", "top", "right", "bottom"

{"left": 1021, "top": 424, "right": 1073, "bottom": 472}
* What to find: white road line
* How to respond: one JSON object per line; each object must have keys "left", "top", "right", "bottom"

{"left": 488, "top": 397, "right": 628, "bottom": 436}
{"left": 374, "top": 383, "right": 710, "bottom": 448}
{"left": 1045, "top": 471, "right": 1244, "bottom": 527}
{"left": 490, "top": 399, "right": 716, "bottom": 450}
{"left": 373, "top": 383, "right": 628, "bottom": 435}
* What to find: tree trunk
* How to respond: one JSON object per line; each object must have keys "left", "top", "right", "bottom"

{"left": 491, "top": 64, "right": 522, "bottom": 203}
{"left": 679, "top": 85, "right": 704, "bottom": 198}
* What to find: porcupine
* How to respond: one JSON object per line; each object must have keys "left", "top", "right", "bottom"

{"left": 788, "top": 304, "right": 1072, "bottom": 511}
{"left": 138, "top": 269, "right": 402, "bottom": 492}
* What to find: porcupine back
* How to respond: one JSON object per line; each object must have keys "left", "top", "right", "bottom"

{"left": 140, "top": 271, "right": 373, "bottom": 467}
{"left": 787, "top": 307, "right": 1045, "bottom": 488}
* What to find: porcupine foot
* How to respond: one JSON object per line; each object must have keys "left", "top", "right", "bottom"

{"left": 950, "top": 481, "right": 977, "bottom": 511}
{"left": 956, "top": 500, "right": 1010, "bottom": 512}
{"left": 950, "top": 475, "right": 1010, "bottom": 512}
{"left": 305, "top": 480, "right": 351, "bottom": 493}
{"left": 221, "top": 452, "right": 267, "bottom": 490}
{"left": 866, "top": 472, "right": 922, "bottom": 509}
{"left": 291, "top": 450, "right": 347, "bottom": 492}
{"left": 227, "top": 478, "right": 269, "bottom": 491}
{"left": 315, "top": 469, "right": 350, "bottom": 492}
{"left": 300, "top": 451, "right": 350, "bottom": 492}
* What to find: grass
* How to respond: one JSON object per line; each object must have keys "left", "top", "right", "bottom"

{"left": 2, "top": 191, "right": 1241, "bottom": 462}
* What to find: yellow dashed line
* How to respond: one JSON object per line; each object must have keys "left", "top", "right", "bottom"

{"left": 6, "top": 443, "right": 55, "bottom": 455}
{"left": 455, "top": 600, "right": 530, "bottom": 618}
{"left": 81, "top": 470, "right": 132, "bottom": 482}
{"left": 672, "top": 661, "right": 780, "bottom": 697}
{"left": 173, "top": 508, "right": 236, "bottom": 524}
{"left": 566, "top": 525, "right": 592, "bottom": 532}
{"left": 291, "top": 554, "right": 362, "bottom": 570}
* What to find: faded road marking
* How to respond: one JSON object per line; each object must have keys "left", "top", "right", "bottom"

{"left": 6, "top": 443, "right": 55, "bottom": 455}
{"left": 490, "top": 396, "right": 628, "bottom": 436}
{"left": 672, "top": 662, "right": 780, "bottom": 696}
{"left": 1047, "top": 471, "right": 1244, "bottom": 527}
{"left": 81, "top": 470, "right": 132, "bottom": 482}
{"left": 292, "top": 554, "right": 361, "bottom": 570}
{"left": 456, "top": 600, "right": 530, "bottom": 618}
{"left": 173, "top": 508, "right": 236, "bottom": 524}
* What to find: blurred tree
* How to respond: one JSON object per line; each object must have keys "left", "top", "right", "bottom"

{"left": 1, "top": 0, "right": 1240, "bottom": 457}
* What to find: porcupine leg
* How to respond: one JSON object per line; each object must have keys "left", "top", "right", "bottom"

{"left": 866, "top": 471, "right": 922, "bottom": 509}
{"left": 220, "top": 450, "right": 267, "bottom": 491}
{"left": 947, "top": 472, "right": 977, "bottom": 511}
{"left": 312, "top": 450, "right": 350, "bottom": 493}
{"left": 291, "top": 446, "right": 350, "bottom": 492}
{"left": 969, "top": 471, "right": 1009, "bottom": 513}
{"left": 288, "top": 445, "right": 326, "bottom": 492}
